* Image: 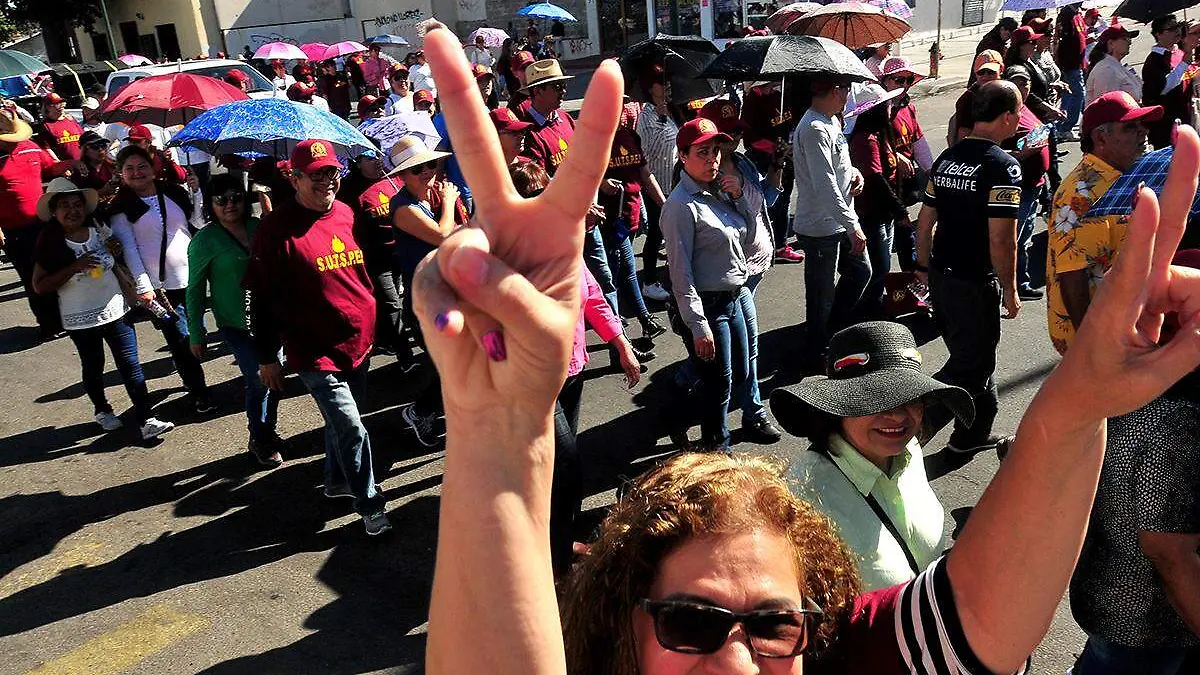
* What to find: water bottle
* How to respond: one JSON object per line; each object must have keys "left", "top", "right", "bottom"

{"left": 146, "top": 297, "right": 174, "bottom": 321}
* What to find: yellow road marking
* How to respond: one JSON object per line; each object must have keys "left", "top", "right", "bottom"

{"left": 0, "top": 541, "right": 108, "bottom": 599}
{"left": 28, "top": 604, "right": 209, "bottom": 675}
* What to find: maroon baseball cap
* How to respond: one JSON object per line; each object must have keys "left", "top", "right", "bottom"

{"left": 43, "top": 92, "right": 65, "bottom": 105}
{"left": 472, "top": 63, "right": 492, "bottom": 80}
{"left": 414, "top": 89, "right": 434, "bottom": 106}
{"left": 224, "top": 68, "right": 250, "bottom": 84}
{"left": 1082, "top": 91, "right": 1163, "bottom": 140}
{"left": 697, "top": 99, "right": 749, "bottom": 134}
{"left": 1097, "top": 25, "right": 1140, "bottom": 44}
{"left": 676, "top": 117, "right": 732, "bottom": 152}
{"left": 511, "top": 50, "right": 535, "bottom": 70}
{"left": 1011, "top": 25, "right": 1043, "bottom": 45}
{"left": 490, "top": 106, "right": 533, "bottom": 134}
{"left": 287, "top": 82, "right": 316, "bottom": 101}
{"left": 127, "top": 124, "right": 154, "bottom": 141}
{"left": 290, "top": 139, "right": 342, "bottom": 174}
{"left": 358, "top": 95, "right": 381, "bottom": 115}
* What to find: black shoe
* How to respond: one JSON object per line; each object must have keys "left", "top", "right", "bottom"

{"left": 248, "top": 436, "right": 284, "bottom": 467}
{"left": 947, "top": 433, "right": 1013, "bottom": 455}
{"left": 741, "top": 415, "right": 782, "bottom": 443}
{"left": 1018, "top": 285, "right": 1044, "bottom": 301}
{"left": 402, "top": 404, "right": 445, "bottom": 448}
{"left": 194, "top": 396, "right": 217, "bottom": 414}
{"left": 631, "top": 346, "right": 656, "bottom": 363}
{"left": 641, "top": 316, "right": 667, "bottom": 340}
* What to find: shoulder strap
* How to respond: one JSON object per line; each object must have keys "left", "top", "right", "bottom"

{"left": 156, "top": 188, "right": 169, "bottom": 285}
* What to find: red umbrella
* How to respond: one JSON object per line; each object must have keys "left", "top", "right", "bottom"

{"left": 99, "top": 72, "right": 250, "bottom": 127}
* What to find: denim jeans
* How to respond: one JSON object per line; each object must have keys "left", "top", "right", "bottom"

{"left": 734, "top": 274, "right": 765, "bottom": 420}
{"left": 67, "top": 316, "right": 152, "bottom": 424}
{"left": 928, "top": 270, "right": 1001, "bottom": 444}
{"left": 860, "top": 217, "right": 894, "bottom": 318}
{"left": 602, "top": 225, "right": 651, "bottom": 321}
{"left": 1059, "top": 68, "right": 1085, "bottom": 134}
{"left": 1075, "top": 635, "right": 1191, "bottom": 675}
{"left": 695, "top": 291, "right": 751, "bottom": 448}
{"left": 550, "top": 373, "right": 584, "bottom": 575}
{"left": 584, "top": 226, "right": 618, "bottom": 314}
{"left": 297, "top": 360, "right": 385, "bottom": 517}
{"left": 1016, "top": 187, "right": 1040, "bottom": 289}
{"left": 219, "top": 327, "right": 279, "bottom": 442}
{"left": 159, "top": 288, "right": 210, "bottom": 398}
{"left": 795, "top": 232, "right": 872, "bottom": 353}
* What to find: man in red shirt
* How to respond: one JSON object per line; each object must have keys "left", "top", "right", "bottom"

{"left": 0, "top": 109, "right": 70, "bottom": 336}
{"left": 34, "top": 93, "right": 84, "bottom": 161}
{"left": 245, "top": 139, "right": 390, "bottom": 536}
{"left": 741, "top": 82, "right": 805, "bottom": 262}
{"left": 519, "top": 59, "right": 575, "bottom": 176}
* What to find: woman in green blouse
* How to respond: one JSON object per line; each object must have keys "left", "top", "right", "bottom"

{"left": 187, "top": 173, "right": 285, "bottom": 467}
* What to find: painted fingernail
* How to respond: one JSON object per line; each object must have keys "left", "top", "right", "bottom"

{"left": 482, "top": 330, "right": 507, "bottom": 362}
{"left": 434, "top": 312, "right": 450, "bottom": 332}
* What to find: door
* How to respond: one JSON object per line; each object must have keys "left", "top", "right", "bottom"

{"left": 91, "top": 32, "right": 113, "bottom": 61}
{"left": 155, "top": 24, "right": 181, "bottom": 61}
{"left": 119, "top": 21, "right": 140, "bottom": 55}
{"left": 139, "top": 34, "right": 160, "bottom": 60}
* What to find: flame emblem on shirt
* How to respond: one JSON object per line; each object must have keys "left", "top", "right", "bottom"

{"left": 558, "top": 138, "right": 568, "bottom": 151}
{"left": 619, "top": 146, "right": 629, "bottom": 156}
{"left": 311, "top": 141, "right": 329, "bottom": 158}
{"left": 331, "top": 235, "right": 346, "bottom": 253}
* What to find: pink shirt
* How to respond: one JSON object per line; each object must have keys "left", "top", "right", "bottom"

{"left": 570, "top": 266, "right": 622, "bottom": 377}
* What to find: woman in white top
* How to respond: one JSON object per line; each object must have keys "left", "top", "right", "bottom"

{"left": 634, "top": 64, "right": 680, "bottom": 303}
{"left": 32, "top": 178, "right": 174, "bottom": 440}
{"left": 1086, "top": 25, "right": 1143, "bottom": 104}
{"left": 107, "top": 144, "right": 214, "bottom": 413}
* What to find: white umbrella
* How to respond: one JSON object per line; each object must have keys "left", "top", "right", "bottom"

{"left": 358, "top": 112, "right": 442, "bottom": 159}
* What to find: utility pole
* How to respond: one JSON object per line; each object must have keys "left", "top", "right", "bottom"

{"left": 99, "top": 0, "right": 117, "bottom": 57}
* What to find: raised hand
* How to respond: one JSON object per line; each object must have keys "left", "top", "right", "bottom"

{"left": 411, "top": 27, "right": 623, "bottom": 420}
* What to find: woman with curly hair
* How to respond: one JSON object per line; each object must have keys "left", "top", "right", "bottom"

{"left": 415, "top": 27, "right": 1200, "bottom": 675}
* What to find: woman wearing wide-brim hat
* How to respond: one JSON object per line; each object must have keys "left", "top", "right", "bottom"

{"left": 31, "top": 178, "right": 174, "bottom": 440}
{"left": 770, "top": 320, "right": 978, "bottom": 591}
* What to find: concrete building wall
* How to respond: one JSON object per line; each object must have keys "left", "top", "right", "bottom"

{"left": 76, "top": 0, "right": 212, "bottom": 61}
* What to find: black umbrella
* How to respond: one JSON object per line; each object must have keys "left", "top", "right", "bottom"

{"left": 698, "top": 35, "right": 876, "bottom": 83}
{"left": 619, "top": 34, "right": 723, "bottom": 104}
{"left": 1115, "top": 0, "right": 1192, "bottom": 23}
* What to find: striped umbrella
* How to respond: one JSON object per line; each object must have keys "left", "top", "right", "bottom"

{"left": 789, "top": 2, "right": 910, "bottom": 49}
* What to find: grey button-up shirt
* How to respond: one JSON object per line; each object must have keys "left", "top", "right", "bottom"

{"left": 660, "top": 171, "right": 754, "bottom": 340}
{"left": 791, "top": 107, "right": 859, "bottom": 238}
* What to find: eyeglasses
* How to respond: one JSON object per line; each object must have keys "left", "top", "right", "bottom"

{"left": 407, "top": 160, "right": 438, "bottom": 174}
{"left": 638, "top": 597, "right": 823, "bottom": 658}
{"left": 888, "top": 76, "right": 914, "bottom": 86}
{"left": 213, "top": 191, "right": 245, "bottom": 206}
{"left": 301, "top": 167, "right": 340, "bottom": 182}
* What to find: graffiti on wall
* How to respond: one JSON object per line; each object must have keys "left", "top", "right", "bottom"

{"left": 561, "top": 37, "right": 594, "bottom": 55}
{"left": 369, "top": 9, "right": 425, "bottom": 28}
{"left": 246, "top": 32, "right": 298, "bottom": 48}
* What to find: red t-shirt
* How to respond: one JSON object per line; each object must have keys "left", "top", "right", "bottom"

{"left": 601, "top": 126, "right": 646, "bottom": 233}
{"left": 245, "top": 198, "right": 376, "bottom": 372}
{"left": 319, "top": 73, "right": 353, "bottom": 112}
{"left": 0, "top": 140, "right": 65, "bottom": 230}
{"left": 354, "top": 176, "right": 402, "bottom": 267}
{"left": 890, "top": 102, "right": 925, "bottom": 161}
{"left": 35, "top": 117, "right": 84, "bottom": 161}
{"left": 522, "top": 109, "right": 575, "bottom": 176}
{"left": 742, "top": 86, "right": 796, "bottom": 157}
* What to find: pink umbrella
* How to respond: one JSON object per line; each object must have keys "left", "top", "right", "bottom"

{"left": 253, "top": 41, "right": 307, "bottom": 61}
{"left": 322, "top": 41, "right": 369, "bottom": 61}
{"left": 299, "top": 42, "right": 330, "bottom": 62}
{"left": 118, "top": 54, "right": 154, "bottom": 66}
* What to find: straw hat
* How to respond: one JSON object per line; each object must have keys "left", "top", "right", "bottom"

{"left": 520, "top": 59, "right": 574, "bottom": 92}
{"left": 37, "top": 177, "right": 99, "bottom": 222}
{"left": 0, "top": 108, "right": 32, "bottom": 143}
{"left": 386, "top": 136, "right": 450, "bottom": 175}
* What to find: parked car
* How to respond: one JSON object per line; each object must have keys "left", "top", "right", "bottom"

{"left": 105, "top": 59, "right": 278, "bottom": 99}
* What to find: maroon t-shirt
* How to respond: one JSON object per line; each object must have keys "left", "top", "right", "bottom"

{"left": 35, "top": 118, "right": 84, "bottom": 161}
{"left": 522, "top": 108, "right": 575, "bottom": 176}
{"left": 245, "top": 198, "right": 376, "bottom": 372}
{"left": 742, "top": 86, "right": 796, "bottom": 157}
{"left": 600, "top": 126, "right": 646, "bottom": 233}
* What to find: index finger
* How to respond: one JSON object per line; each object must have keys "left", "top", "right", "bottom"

{"left": 1151, "top": 126, "right": 1200, "bottom": 284}
{"left": 423, "top": 27, "right": 513, "bottom": 209}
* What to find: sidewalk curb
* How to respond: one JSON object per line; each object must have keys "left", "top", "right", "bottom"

{"left": 910, "top": 75, "right": 968, "bottom": 99}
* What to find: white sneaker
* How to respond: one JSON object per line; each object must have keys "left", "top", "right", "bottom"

{"left": 140, "top": 417, "right": 175, "bottom": 440}
{"left": 641, "top": 282, "right": 670, "bottom": 302}
{"left": 95, "top": 411, "right": 123, "bottom": 432}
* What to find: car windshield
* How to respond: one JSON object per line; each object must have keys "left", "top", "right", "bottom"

{"left": 184, "top": 64, "right": 275, "bottom": 93}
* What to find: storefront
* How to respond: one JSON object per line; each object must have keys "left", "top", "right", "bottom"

{"left": 646, "top": 0, "right": 772, "bottom": 42}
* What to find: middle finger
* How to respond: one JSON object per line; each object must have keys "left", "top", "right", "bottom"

{"left": 1149, "top": 127, "right": 1200, "bottom": 296}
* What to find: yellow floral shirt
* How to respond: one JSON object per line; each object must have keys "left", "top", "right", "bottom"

{"left": 1047, "top": 154, "right": 1127, "bottom": 355}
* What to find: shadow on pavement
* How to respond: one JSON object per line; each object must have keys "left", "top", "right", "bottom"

{"left": 0, "top": 325, "right": 42, "bottom": 355}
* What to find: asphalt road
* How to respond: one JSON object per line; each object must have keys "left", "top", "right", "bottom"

{"left": 1, "top": 77, "right": 1092, "bottom": 673}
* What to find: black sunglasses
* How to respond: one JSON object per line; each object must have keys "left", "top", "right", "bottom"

{"left": 889, "top": 76, "right": 914, "bottom": 86}
{"left": 638, "top": 598, "right": 823, "bottom": 658}
{"left": 407, "top": 160, "right": 438, "bottom": 174}
{"left": 213, "top": 191, "right": 245, "bottom": 206}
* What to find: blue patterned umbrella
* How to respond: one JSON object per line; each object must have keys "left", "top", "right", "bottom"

{"left": 1085, "top": 148, "right": 1200, "bottom": 220}
{"left": 167, "top": 98, "right": 375, "bottom": 161}
{"left": 1000, "top": 0, "right": 1080, "bottom": 10}
{"left": 517, "top": 2, "right": 578, "bottom": 21}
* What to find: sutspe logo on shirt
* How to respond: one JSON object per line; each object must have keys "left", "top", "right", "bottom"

{"left": 550, "top": 137, "right": 569, "bottom": 167}
{"left": 315, "top": 234, "right": 365, "bottom": 272}
{"left": 609, "top": 143, "right": 644, "bottom": 168}
{"left": 368, "top": 191, "right": 391, "bottom": 217}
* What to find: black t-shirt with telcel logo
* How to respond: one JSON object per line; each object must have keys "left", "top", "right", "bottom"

{"left": 922, "top": 138, "right": 1021, "bottom": 274}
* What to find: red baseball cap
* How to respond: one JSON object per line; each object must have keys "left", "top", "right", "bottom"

{"left": 1082, "top": 91, "right": 1163, "bottom": 140}
{"left": 511, "top": 50, "right": 535, "bottom": 70}
{"left": 43, "top": 92, "right": 65, "bottom": 105}
{"left": 358, "top": 95, "right": 381, "bottom": 114}
{"left": 290, "top": 139, "right": 342, "bottom": 174}
{"left": 1098, "top": 25, "right": 1140, "bottom": 44}
{"left": 224, "top": 68, "right": 250, "bottom": 84}
{"left": 676, "top": 117, "right": 732, "bottom": 152}
{"left": 127, "top": 124, "right": 154, "bottom": 141}
{"left": 414, "top": 89, "right": 434, "bottom": 106}
{"left": 390, "top": 62, "right": 409, "bottom": 76}
{"left": 697, "top": 99, "right": 748, "bottom": 134}
{"left": 490, "top": 106, "right": 533, "bottom": 134}
{"left": 1010, "top": 25, "right": 1043, "bottom": 45}
{"left": 472, "top": 63, "right": 492, "bottom": 80}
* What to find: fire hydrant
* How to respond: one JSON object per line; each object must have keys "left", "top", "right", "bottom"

{"left": 929, "top": 41, "right": 941, "bottom": 78}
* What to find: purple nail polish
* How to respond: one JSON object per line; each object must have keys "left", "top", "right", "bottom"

{"left": 434, "top": 312, "right": 450, "bottom": 331}
{"left": 482, "top": 330, "right": 507, "bottom": 362}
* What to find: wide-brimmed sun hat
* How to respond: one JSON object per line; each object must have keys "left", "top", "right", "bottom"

{"left": 844, "top": 82, "right": 904, "bottom": 119}
{"left": 37, "top": 177, "right": 99, "bottom": 222}
{"left": 770, "top": 321, "right": 974, "bottom": 436}
{"left": 386, "top": 135, "right": 450, "bottom": 175}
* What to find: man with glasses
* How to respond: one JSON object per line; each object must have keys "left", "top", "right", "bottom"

{"left": 33, "top": 93, "right": 84, "bottom": 161}
{"left": 519, "top": 59, "right": 575, "bottom": 177}
{"left": 1142, "top": 14, "right": 1183, "bottom": 149}
{"left": 245, "top": 139, "right": 391, "bottom": 536}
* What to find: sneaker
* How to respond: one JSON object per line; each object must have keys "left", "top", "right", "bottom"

{"left": 946, "top": 434, "right": 1014, "bottom": 455}
{"left": 1018, "top": 285, "right": 1044, "bottom": 301}
{"left": 193, "top": 396, "right": 217, "bottom": 414}
{"left": 247, "top": 437, "right": 284, "bottom": 468}
{"left": 402, "top": 404, "right": 446, "bottom": 448}
{"left": 363, "top": 510, "right": 392, "bottom": 536}
{"left": 641, "top": 316, "right": 667, "bottom": 340}
{"left": 95, "top": 411, "right": 123, "bottom": 432}
{"left": 996, "top": 436, "right": 1013, "bottom": 462}
{"left": 741, "top": 414, "right": 782, "bottom": 443}
{"left": 323, "top": 483, "right": 355, "bottom": 499}
{"left": 140, "top": 417, "right": 175, "bottom": 440}
{"left": 641, "top": 282, "right": 670, "bottom": 302}
{"left": 775, "top": 245, "right": 805, "bottom": 263}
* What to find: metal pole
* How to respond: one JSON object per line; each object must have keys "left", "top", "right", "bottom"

{"left": 100, "top": 0, "right": 117, "bottom": 58}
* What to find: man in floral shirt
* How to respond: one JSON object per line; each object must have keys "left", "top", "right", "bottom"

{"left": 1047, "top": 92, "right": 1160, "bottom": 354}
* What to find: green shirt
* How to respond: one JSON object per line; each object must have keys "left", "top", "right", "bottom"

{"left": 186, "top": 218, "right": 258, "bottom": 344}
{"left": 787, "top": 433, "right": 946, "bottom": 591}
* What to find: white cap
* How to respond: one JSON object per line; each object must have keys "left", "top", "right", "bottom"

{"left": 81, "top": 97, "right": 101, "bottom": 110}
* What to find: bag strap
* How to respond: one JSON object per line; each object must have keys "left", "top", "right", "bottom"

{"left": 156, "top": 187, "right": 169, "bottom": 286}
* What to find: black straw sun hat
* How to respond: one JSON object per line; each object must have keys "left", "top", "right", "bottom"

{"left": 770, "top": 321, "right": 975, "bottom": 436}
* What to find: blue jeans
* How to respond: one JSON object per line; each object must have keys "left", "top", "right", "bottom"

{"left": 861, "top": 217, "right": 894, "bottom": 317}
{"left": 695, "top": 290, "right": 751, "bottom": 448}
{"left": 583, "top": 226, "right": 618, "bottom": 314}
{"left": 735, "top": 274, "right": 765, "bottom": 420}
{"left": 1059, "top": 68, "right": 1085, "bottom": 134}
{"left": 796, "top": 232, "right": 872, "bottom": 353}
{"left": 1075, "top": 635, "right": 1191, "bottom": 675}
{"left": 219, "top": 327, "right": 279, "bottom": 442}
{"left": 601, "top": 224, "right": 651, "bottom": 321}
{"left": 1016, "top": 187, "right": 1040, "bottom": 289}
{"left": 67, "top": 316, "right": 152, "bottom": 424}
{"left": 297, "top": 360, "right": 385, "bottom": 517}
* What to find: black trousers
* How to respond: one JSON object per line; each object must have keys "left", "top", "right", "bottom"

{"left": 550, "top": 373, "right": 585, "bottom": 576}
{"left": 3, "top": 223, "right": 61, "bottom": 333}
{"left": 640, "top": 197, "right": 664, "bottom": 286}
{"left": 928, "top": 269, "right": 1001, "bottom": 444}
{"left": 371, "top": 267, "right": 404, "bottom": 354}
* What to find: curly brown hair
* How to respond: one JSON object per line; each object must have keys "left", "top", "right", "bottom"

{"left": 562, "top": 452, "right": 861, "bottom": 675}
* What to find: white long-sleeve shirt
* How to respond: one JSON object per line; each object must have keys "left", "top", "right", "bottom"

{"left": 791, "top": 108, "right": 859, "bottom": 238}
{"left": 110, "top": 191, "right": 204, "bottom": 293}
{"left": 1086, "top": 53, "right": 1142, "bottom": 104}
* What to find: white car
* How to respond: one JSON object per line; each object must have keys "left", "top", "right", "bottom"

{"left": 105, "top": 59, "right": 279, "bottom": 99}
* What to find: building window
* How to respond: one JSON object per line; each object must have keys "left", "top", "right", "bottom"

{"left": 714, "top": 0, "right": 745, "bottom": 38}
{"left": 962, "top": 0, "right": 984, "bottom": 26}
{"left": 654, "top": 0, "right": 701, "bottom": 37}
